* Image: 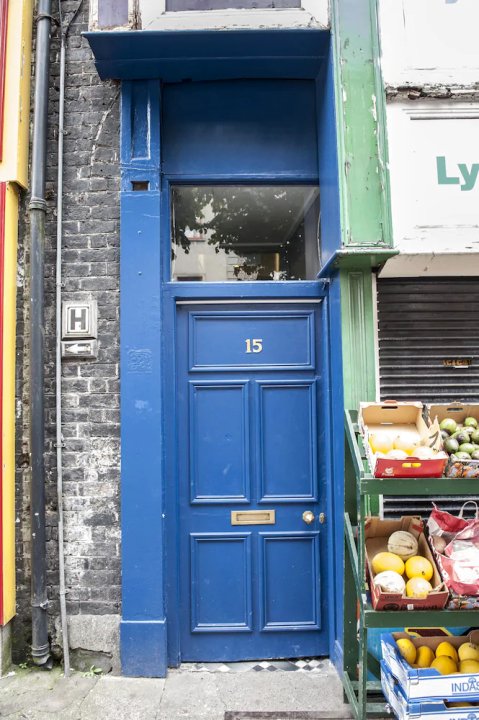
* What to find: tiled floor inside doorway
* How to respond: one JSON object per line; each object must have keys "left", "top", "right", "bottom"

{"left": 180, "top": 658, "right": 330, "bottom": 673}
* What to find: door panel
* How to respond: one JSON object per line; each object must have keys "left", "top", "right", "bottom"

{"left": 190, "top": 534, "right": 253, "bottom": 632}
{"left": 177, "top": 304, "right": 328, "bottom": 661}
{"left": 189, "top": 311, "right": 315, "bottom": 370}
{"left": 190, "top": 382, "right": 250, "bottom": 503}
{"left": 259, "top": 533, "right": 321, "bottom": 630}
{"left": 257, "top": 381, "right": 317, "bottom": 501}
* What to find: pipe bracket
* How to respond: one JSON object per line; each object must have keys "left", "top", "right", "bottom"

{"left": 36, "top": 13, "right": 60, "bottom": 27}
{"left": 32, "top": 600, "right": 50, "bottom": 610}
{"left": 29, "top": 197, "right": 48, "bottom": 212}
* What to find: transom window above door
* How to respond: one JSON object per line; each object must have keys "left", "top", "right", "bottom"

{"left": 171, "top": 185, "right": 320, "bottom": 282}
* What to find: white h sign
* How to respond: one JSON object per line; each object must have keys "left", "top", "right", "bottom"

{"left": 62, "top": 301, "right": 97, "bottom": 339}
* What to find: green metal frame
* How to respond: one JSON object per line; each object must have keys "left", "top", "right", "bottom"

{"left": 343, "top": 410, "right": 479, "bottom": 719}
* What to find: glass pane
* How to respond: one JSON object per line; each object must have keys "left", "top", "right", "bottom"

{"left": 171, "top": 185, "right": 320, "bottom": 282}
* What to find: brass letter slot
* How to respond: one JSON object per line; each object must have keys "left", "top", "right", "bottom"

{"left": 231, "top": 510, "right": 276, "bottom": 526}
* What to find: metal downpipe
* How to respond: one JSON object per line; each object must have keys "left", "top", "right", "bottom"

{"left": 29, "top": 0, "right": 53, "bottom": 669}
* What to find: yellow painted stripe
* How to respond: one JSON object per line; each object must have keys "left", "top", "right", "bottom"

{"left": 2, "top": 182, "right": 17, "bottom": 623}
{"left": 0, "top": 0, "right": 33, "bottom": 186}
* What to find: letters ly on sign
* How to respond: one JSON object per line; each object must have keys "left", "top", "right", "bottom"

{"left": 436, "top": 156, "right": 479, "bottom": 192}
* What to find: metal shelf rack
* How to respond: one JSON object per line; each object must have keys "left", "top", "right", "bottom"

{"left": 343, "top": 409, "right": 479, "bottom": 719}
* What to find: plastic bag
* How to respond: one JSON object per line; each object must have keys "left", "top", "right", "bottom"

{"left": 427, "top": 501, "right": 479, "bottom": 596}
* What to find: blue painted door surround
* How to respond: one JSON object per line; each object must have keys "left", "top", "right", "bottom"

{"left": 176, "top": 304, "right": 328, "bottom": 661}
{"left": 120, "top": 67, "right": 343, "bottom": 676}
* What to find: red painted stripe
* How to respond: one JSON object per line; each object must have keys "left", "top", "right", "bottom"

{"left": 0, "top": 0, "right": 8, "bottom": 162}
{"left": 0, "top": 182, "right": 5, "bottom": 625}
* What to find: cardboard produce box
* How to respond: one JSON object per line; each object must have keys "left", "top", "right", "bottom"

{"left": 381, "top": 660, "right": 479, "bottom": 720}
{"left": 427, "top": 403, "right": 479, "bottom": 478}
{"left": 381, "top": 631, "right": 479, "bottom": 703}
{"left": 360, "top": 401, "right": 447, "bottom": 478}
{"left": 366, "top": 516, "right": 448, "bottom": 610}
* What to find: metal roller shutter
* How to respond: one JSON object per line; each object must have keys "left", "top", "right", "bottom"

{"left": 377, "top": 277, "right": 479, "bottom": 518}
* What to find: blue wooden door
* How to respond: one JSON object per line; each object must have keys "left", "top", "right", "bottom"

{"left": 176, "top": 303, "right": 328, "bottom": 661}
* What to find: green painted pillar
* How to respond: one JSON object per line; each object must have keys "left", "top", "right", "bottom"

{"left": 331, "top": 0, "right": 396, "bottom": 405}
{"left": 332, "top": 0, "right": 392, "bottom": 252}
{"left": 330, "top": 0, "right": 395, "bottom": 404}
{"left": 331, "top": 0, "right": 395, "bottom": 682}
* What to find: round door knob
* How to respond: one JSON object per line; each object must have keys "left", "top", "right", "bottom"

{"left": 302, "top": 510, "right": 315, "bottom": 525}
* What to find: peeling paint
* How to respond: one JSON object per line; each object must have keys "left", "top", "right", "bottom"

{"left": 387, "top": 83, "right": 479, "bottom": 101}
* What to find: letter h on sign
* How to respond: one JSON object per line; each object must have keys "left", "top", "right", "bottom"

{"left": 62, "top": 301, "right": 98, "bottom": 340}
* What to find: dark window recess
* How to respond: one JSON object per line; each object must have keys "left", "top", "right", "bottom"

{"left": 98, "top": 0, "right": 129, "bottom": 28}
{"left": 166, "top": 0, "right": 300, "bottom": 10}
{"left": 377, "top": 277, "right": 479, "bottom": 519}
{"left": 131, "top": 181, "right": 150, "bottom": 192}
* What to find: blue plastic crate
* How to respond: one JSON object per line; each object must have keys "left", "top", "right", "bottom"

{"left": 381, "top": 660, "right": 479, "bottom": 720}
{"left": 381, "top": 633, "right": 479, "bottom": 703}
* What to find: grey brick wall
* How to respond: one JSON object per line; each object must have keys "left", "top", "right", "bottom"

{"left": 14, "top": 1, "right": 121, "bottom": 664}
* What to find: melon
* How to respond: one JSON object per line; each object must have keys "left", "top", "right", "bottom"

{"left": 405, "top": 555, "right": 434, "bottom": 581}
{"left": 373, "top": 570, "right": 406, "bottom": 594}
{"left": 371, "top": 551, "right": 405, "bottom": 576}
{"left": 387, "top": 531, "right": 419, "bottom": 561}
{"left": 405, "top": 577, "right": 432, "bottom": 598}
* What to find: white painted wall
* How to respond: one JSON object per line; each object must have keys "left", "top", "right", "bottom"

{"left": 380, "top": 101, "right": 479, "bottom": 277}
{"left": 89, "top": 0, "right": 329, "bottom": 31}
{"left": 379, "top": 0, "right": 479, "bottom": 87}
{"left": 139, "top": 0, "right": 328, "bottom": 30}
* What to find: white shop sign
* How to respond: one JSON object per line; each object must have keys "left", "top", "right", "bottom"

{"left": 379, "top": 0, "right": 479, "bottom": 87}
{"left": 386, "top": 102, "right": 479, "bottom": 262}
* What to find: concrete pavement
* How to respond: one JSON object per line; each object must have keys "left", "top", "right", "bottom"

{"left": 0, "top": 660, "right": 352, "bottom": 720}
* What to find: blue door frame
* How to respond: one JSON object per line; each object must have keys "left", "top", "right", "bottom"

{"left": 119, "top": 73, "right": 344, "bottom": 677}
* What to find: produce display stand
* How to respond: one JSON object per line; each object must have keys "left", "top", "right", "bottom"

{"left": 343, "top": 409, "right": 479, "bottom": 720}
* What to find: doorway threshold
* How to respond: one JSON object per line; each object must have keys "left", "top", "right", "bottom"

{"left": 225, "top": 712, "right": 354, "bottom": 719}
{"left": 179, "top": 659, "right": 331, "bottom": 673}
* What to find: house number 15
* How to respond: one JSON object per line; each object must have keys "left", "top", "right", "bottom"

{"left": 245, "top": 338, "right": 263, "bottom": 353}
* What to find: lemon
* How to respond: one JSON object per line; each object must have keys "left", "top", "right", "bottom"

{"left": 405, "top": 577, "right": 432, "bottom": 598}
{"left": 431, "top": 656, "right": 457, "bottom": 675}
{"left": 416, "top": 646, "right": 435, "bottom": 668}
{"left": 459, "top": 642, "right": 479, "bottom": 662}
{"left": 369, "top": 433, "right": 394, "bottom": 454}
{"left": 405, "top": 556, "right": 434, "bottom": 581}
{"left": 396, "top": 638, "right": 416, "bottom": 666}
{"left": 459, "top": 660, "right": 479, "bottom": 674}
{"left": 436, "top": 641, "right": 459, "bottom": 663}
{"left": 372, "top": 552, "right": 405, "bottom": 576}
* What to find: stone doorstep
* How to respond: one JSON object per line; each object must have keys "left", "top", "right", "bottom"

{"left": 224, "top": 712, "right": 354, "bottom": 719}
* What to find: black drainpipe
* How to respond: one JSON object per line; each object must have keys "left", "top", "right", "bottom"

{"left": 29, "top": 0, "right": 53, "bottom": 669}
